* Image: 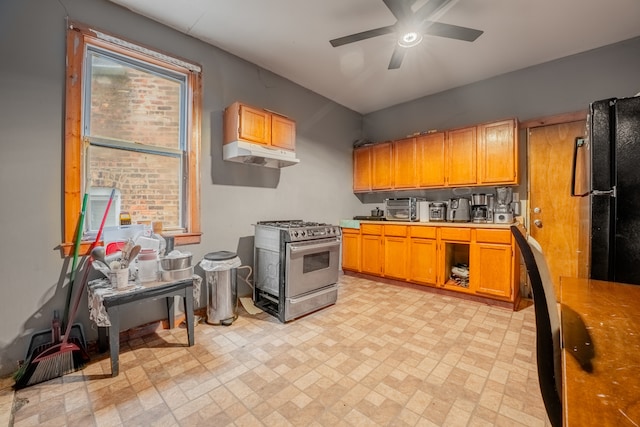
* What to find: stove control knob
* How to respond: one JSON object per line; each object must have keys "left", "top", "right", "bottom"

{"left": 293, "top": 231, "right": 299, "bottom": 238}
{"left": 301, "top": 231, "right": 306, "bottom": 237}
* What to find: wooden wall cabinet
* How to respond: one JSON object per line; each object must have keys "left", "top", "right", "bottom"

{"left": 224, "top": 102, "right": 296, "bottom": 151}
{"left": 352, "top": 119, "right": 518, "bottom": 192}
{"left": 478, "top": 119, "right": 518, "bottom": 184}
{"left": 417, "top": 132, "right": 446, "bottom": 187}
{"left": 372, "top": 142, "right": 393, "bottom": 190}
{"left": 393, "top": 137, "right": 418, "bottom": 189}
{"left": 353, "top": 146, "right": 372, "bottom": 192}
{"left": 446, "top": 126, "right": 477, "bottom": 186}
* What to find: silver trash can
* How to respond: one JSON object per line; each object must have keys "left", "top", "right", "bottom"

{"left": 200, "top": 251, "right": 242, "bottom": 325}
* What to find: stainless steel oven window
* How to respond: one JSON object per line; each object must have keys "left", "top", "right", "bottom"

{"left": 302, "top": 251, "right": 331, "bottom": 273}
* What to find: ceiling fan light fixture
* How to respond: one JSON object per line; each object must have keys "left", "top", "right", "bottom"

{"left": 398, "top": 31, "right": 423, "bottom": 48}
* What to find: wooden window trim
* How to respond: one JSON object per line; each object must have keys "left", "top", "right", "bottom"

{"left": 61, "top": 22, "right": 201, "bottom": 256}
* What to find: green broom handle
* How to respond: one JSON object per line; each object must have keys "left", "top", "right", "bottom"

{"left": 63, "top": 193, "right": 88, "bottom": 325}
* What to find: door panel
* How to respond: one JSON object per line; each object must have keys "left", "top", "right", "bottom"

{"left": 529, "top": 121, "right": 586, "bottom": 284}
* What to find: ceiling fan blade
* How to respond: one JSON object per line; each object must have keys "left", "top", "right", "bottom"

{"left": 414, "top": 0, "right": 452, "bottom": 22}
{"left": 422, "top": 21, "right": 483, "bottom": 42}
{"left": 330, "top": 25, "right": 396, "bottom": 47}
{"left": 382, "top": 0, "right": 413, "bottom": 23}
{"left": 388, "top": 46, "right": 406, "bottom": 69}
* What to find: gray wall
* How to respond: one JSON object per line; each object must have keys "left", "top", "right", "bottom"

{"left": 0, "top": 0, "right": 363, "bottom": 377}
{"left": 1, "top": 0, "right": 639, "bottom": 378}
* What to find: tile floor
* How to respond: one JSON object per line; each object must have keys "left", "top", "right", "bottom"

{"left": 9, "top": 274, "right": 551, "bottom": 426}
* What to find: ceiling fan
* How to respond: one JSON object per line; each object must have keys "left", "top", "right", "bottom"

{"left": 329, "top": 0, "right": 483, "bottom": 69}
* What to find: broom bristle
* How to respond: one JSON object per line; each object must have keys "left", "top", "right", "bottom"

{"left": 13, "top": 338, "right": 89, "bottom": 389}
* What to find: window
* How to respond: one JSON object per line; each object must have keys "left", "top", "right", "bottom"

{"left": 63, "top": 22, "right": 201, "bottom": 256}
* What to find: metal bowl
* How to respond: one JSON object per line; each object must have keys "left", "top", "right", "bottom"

{"left": 161, "top": 266, "right": 193, "bottom": 281}
{"left": 159, "top": 253, "right": 192, "bottom": 270}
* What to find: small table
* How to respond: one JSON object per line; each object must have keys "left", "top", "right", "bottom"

{"left": 559, "top": 276, "right": 640, "bottom": 426}
{"left": 88, "top": 277, "right": 196, "bottom": 377}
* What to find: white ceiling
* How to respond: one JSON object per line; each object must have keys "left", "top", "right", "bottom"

{"left": 109, "top": 0, "right": 640, "bottom": 114}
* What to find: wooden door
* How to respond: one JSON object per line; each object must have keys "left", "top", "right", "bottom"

{"left": 238, "top": 104, "right": 271, "bottom": 144}
{"left": 417, "top": 132, "right": 446, "bottom": 187}
{"left": 409, "top": 238, "right": 437, "bottom": 285}
{"left": 447, "top": 127, "right": 477, "bottom": 186}
{"left": 478, "top": 119, "right": 517, "bottom": 184}
{"left": 353, "top": 147, "right": 371, "bottom": 192}
{"left": 372, "top": 142, "right": 393, "bottom": 190}
{"left": 528, "top": 120, "right": 586, "bottom": 284}
{"left": 393, "top": 137, "right": 417, "bottom": 188}
{"left": 271, "top": 114, "right": 295, "bottom": 151}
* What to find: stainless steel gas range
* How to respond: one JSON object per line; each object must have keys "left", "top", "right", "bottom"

{"left": 253, "top": 220, "right": 342, "bottom": 322}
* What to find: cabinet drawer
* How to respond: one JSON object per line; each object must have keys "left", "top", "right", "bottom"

{"left": 361, "top": 224, "right": 383, "bottom": 235}
{"left": 475, "top": 229, "right": 511, "bottom": 244}
{"left": 384, "top": 225, "right": 407, "bottom": 237}
{"left": 341, "top": 227, "right": 360, "bottom": 235}
{"left": 410, "top": 226, "right": 436, "bottom": 239}
{"left": 440, "top": 227, "right": 471, "bottom": 241}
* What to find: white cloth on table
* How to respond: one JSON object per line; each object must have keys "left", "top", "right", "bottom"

{"left": 87, "top": 275, "right": 202, "bottom": 327}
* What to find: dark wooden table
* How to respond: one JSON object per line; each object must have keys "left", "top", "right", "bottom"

{"left": 559, "top": 276, "right": 640, "bottom": 426}
{"left": 91, "top": 277, "right": 195, "bottom": 377}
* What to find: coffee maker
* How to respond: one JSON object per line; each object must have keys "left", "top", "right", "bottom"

{"left": 494, "top": 187, "right": 514, "bottom": 224}
{"left": 471, "top": 194, "right": 494, "bottom": 223}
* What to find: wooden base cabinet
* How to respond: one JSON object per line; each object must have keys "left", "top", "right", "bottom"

{"left": 470, "top": 229, "right": 516, "bottom": 299}
{"left": 341, "top": 224, "right": 519, "bottom": 307}
{"left": 360, "top": 224, "right": 383, "bottom": 275}
{"left": 341, "top": 228, "right": 360, "bottom": 271}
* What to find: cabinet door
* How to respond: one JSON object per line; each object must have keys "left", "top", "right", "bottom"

{"left": 393, "top": 137, "right": 417, "bottom": 188}
{"left": 341, "top": 230, "right": 360, "bottom": 271}
{"left": 384, "top": 236, "right": 408, "bottom": 279}
{"left": 238, "top": 104, "right": 271, "bottom": 145}
{"left": 478, "top": 119, "right": 517, "bottom": 184}
{"left": 271, "top": 114, "right": 296, "bottom": 151}
{"left": 409, "top": 238, "right": 437, "bottom": 285}
{"left": 417, "top": 132, "right": 446, "bottom": 187}
{"left": 372, "top": 142, "right": 393, "bottom": 190}
{"left": 447, "top": 127, "right": 477, "bottom": 186}
{"left": 472, "top": 243, "right": 513, "bottom": 298}
{"left": 361, "top": 234, "right": 383, "bottom": 275}
{"left": 353, "top": 147, "right": 372, "bottom": 192}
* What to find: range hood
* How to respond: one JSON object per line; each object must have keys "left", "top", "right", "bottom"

{"left": 223, "top": 140, "right": 300, "bottom": 168}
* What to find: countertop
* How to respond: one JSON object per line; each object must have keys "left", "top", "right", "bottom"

{"left": 340, "top": 219, "right": 515, "bottom": 229}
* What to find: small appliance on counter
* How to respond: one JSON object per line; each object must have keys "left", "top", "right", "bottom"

{"left": 494, "top": 187, "right": 515, "bottom": 224}
{"left": 446, "top": 198, "right": 471, "bottom": 222}
{"left": 384, "top": 197, "right": 424, "bottom": 222}
{"left": 429, "top": 202, "right": 447, "bottom": 222}
{"left": 471, "top": 193, "right": 494, "bottom": 223}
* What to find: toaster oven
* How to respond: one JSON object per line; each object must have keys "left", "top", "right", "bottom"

{"left": 384, "top": 198, "right": 424, "bottom": 222}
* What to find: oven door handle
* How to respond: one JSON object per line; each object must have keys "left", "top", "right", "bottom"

{"left": 289, "top": 239, "right": 341, "bottom": 256}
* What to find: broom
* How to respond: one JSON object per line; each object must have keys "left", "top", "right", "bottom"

{"left": 13, "top": 261, "right": 93, "bottom": 388}
{"left": 13, "top": 188, "right": 115, "bottom": 388}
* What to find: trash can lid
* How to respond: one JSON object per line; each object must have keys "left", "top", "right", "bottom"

{"left": 204, "top": 251, "right": 237, "bottom": 261}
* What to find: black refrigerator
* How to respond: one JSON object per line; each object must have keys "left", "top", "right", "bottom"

{"left": 573, "top": 96, "right": 640, "bottom": 285}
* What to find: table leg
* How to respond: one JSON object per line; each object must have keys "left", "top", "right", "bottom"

{"left": 98, "top": 327, "right": 108, "bottom": 352}
{"left": 185, "top": 287, "right": 194, "bottom": 346}
{"left": 166, "top": 296, "right": 175, "bottom": 329}
{"left": 108, "top": 306, "right": 120, "bottom": 377}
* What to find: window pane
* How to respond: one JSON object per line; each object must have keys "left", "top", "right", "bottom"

{"left": 87, "top": 145, "right": 183, "bottom": 230}
{"left": 88, "top": 51, "right": 183, "bottom": 150}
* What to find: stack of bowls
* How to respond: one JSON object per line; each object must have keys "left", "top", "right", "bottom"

{"left": 160, "top": 251, "right": 193, "bottom": 281}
